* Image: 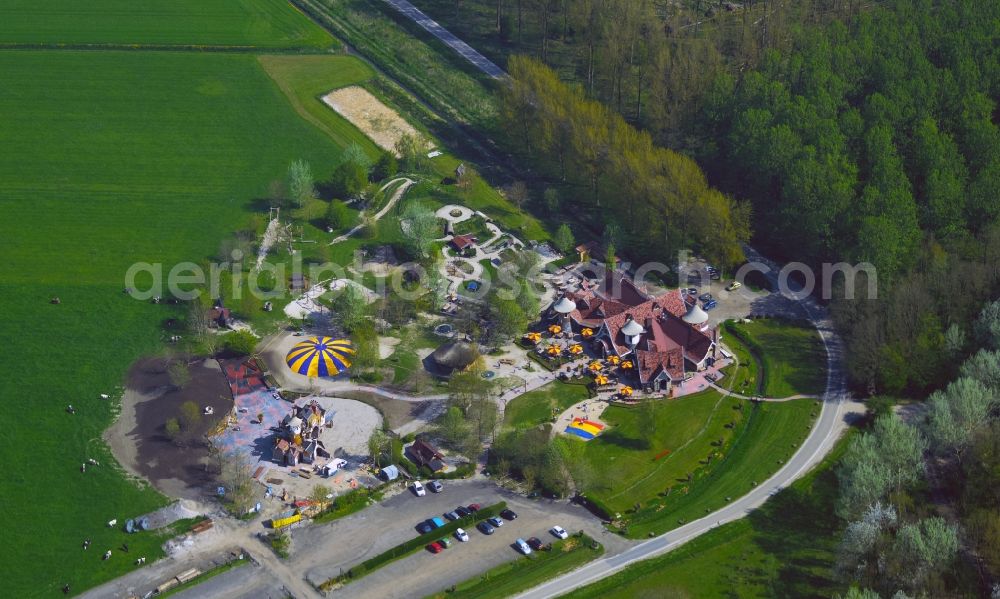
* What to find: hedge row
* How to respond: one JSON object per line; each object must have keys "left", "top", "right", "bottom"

{"left": 319, "top": 501, "right": 507, "bottom": 590}
{"left": 313, "top": 485, "right": 387, "bottom": 524}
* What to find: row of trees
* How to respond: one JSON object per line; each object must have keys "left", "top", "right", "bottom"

{"left": 500, "top": 55, "right": 751, "bottom": 266}
{"left": 834, "top": 300, "right": 1000, "bottom": 596}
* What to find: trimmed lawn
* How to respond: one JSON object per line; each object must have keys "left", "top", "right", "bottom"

{"left": 0, "top": 50, "right": 368, "bottom": 596}
{"left": 720, "top": 320, "right": 763, "bottom": 395}
{"left": 567, "top": 437, "right": 850, "bottom": 599}
{"left": 622, "top": 399, "right": 820, "bottom": 538}
{"left": 726, "top": 319, "right": 826, "bottom": 397}
{"left": 560, "top": 390, "right": 738, "bottom": 515}
{"left": 258, "top": 55, "right": 381, "bottom": 157}
{"left": 0, "top": 0, "right": 335, "bottom": 47}
{"left": 504, "top": 380, "right": 591, "bottom": 429}
{"left": 429, "top": 533, "right": 604, "bottom": 599}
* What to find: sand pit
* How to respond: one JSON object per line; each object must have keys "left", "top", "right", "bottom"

{"left": 322, "top": 86, "right": 429, "bottom": 156}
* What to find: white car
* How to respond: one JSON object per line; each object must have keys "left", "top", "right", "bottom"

{"left": 412, "top": 481, "right": 426, "bottom": 497}
{"left": 455, "top": 528, "right": 470, "bottom": 542}
{"left": 550, "top": 525, "right": 569, "bottom": 539}
{"left": 726, "top": 281, "right": 742, "bottom": 291}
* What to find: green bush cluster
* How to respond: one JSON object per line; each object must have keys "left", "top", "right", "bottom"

{"left": 313, "top": 485, "right": 386, "bottom": 523}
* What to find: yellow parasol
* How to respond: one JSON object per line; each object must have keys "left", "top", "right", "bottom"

{"left": 547, "top": 345, "right": 561, "bottom": 356}
{"left": 569, "top": 344, "right": 583, "bottom": 355}
{"left": 588, "top": 361, "right": 603, "bottom": 372}
{"left": 581, "top": 328, "right": 594, "bottom": 338}
{"left": 607, "top": 355, "right": 620, "bottom": 365}
{"left": 621, "top": 360, "right": 634, "bottom": 370}
{"left": 524, "top": 331, "right": 542, "bottom": 344}
{"left": 594, "top": 374, "right": 609, "bottom": 385}
{"left": 548, "top": 324, "right": 562, "bottom": 335}
{"left": 620, "top": 386, "right": 633, "bottom": 397}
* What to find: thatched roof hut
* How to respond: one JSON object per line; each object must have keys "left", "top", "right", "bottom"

{"left": 430, "top": 340, "right": 479, "bottom": 373}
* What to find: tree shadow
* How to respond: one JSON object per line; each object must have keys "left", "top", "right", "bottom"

{"left": 599, "top": 429, "right": 648, "bottom": 451}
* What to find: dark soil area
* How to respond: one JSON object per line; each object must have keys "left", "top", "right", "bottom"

{"left": 128, "top": 357, "right": 233, "bottom": 500}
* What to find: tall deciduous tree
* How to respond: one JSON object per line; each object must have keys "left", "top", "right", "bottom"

{"left": 288, "top": 160, "right": 315, "bottom": 207}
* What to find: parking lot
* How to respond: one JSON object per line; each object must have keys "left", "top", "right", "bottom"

{"left": 290, "top": 479, "right": 627, "bottom": 598}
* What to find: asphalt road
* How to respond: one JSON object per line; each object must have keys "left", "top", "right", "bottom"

{"left": 513, "top": 248, "right": 861, "bottom": 598}
{"left": 380, "top": 0, "right": 507, "bottom": 79}
{"left": 293, "top": 479, "right": 627, "bottom": 597}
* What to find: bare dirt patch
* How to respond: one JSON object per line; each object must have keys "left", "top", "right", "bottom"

{"left": 106, "top": 358, "right": 233, "bottom": 500}
{"left": 322, "top": 86, "right": 429, "bottom": 156}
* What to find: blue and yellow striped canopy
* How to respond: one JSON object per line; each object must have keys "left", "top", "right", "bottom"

{"left": 285, "top": 337, "right": 354, "bottom": 377}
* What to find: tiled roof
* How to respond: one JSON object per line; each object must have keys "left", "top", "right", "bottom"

{"left": 636, "top": 348, "right": 685, "bottom": 383}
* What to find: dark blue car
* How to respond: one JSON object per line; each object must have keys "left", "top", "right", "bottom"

{"left": 702, "top": 299, "right": 718, "bottom": 310}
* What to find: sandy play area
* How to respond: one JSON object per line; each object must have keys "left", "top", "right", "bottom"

{"left": 322, "top": 86, "right": 429, "bottom": 156}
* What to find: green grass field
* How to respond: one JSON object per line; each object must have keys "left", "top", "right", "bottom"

{"left": 429, "top": 533, "right": 604, "bottom": 599}
{"left": 0, "top": 0, "right": 335, "bottom": 48}
{"left": 567, "top": 438, "right": 850, "bottom": 599}
{"left": 503, "top": 380, "right": 591, "bottom": 430}
{"left": 561, "top": 389, "right": 739, "bottom": 515}
{"left": 0, "top": 49, "right": 373, "bottom": 595}
{"left": 726, "top": 319, "right": 827, "bottom": 397}
{"left": 622, "top": 399, "right": 820, "bottom": 538}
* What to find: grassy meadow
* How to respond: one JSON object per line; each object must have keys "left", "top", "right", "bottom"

{"left": 567, "top": 438, "right": 851, "bottom": 599}
{"left": 726, "top": 319, "right": 827, "bottom": 398}
{"left": 503, "top": 381, "right": 591, "bottom": 430}
{"left": 0, "top": 0, "right": 335, "bottom": 48}
{"left": 0, "top": 49, "right": 373, "bottom": 595}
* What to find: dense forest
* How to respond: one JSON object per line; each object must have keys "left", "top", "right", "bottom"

{"left": 415, "top": 0, "right": 1000, "bottom": 393}
{"left": 401, "top": 3, "right": 1000, "bottom": 594}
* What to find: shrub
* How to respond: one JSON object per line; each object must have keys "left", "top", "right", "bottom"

{"left": 164, "top": 418, "right": 181, "bottom": 440}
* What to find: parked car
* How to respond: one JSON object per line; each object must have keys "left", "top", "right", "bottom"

{"left": 426, "top": 541, "right": 443, "bottom": 554}
{"left": 685, "top": 287, "right": 698, "bottom": 295}
{"left": 467, "top": 503, "right": 482, "bottom": 512}
{"left": 487, "top": 516, "right": 504, "bottom": 528}
{"left": 710, "top": 271, "right": 721, "bottom": 280}
{"left": 500, "top": 509, "right": 518, "bottom": 521}
{"left": 416, "top": 521, "right": 434, "bottom": 534}
{"left": 699, "top": 293, "right": 713, "bottom": 303}
{"left": 726, "top": 281, "right": 742, "bottom": 291}
{"left": 455, "top": 506, "right": 472, "bottom": 518}
{"left": 428, "top": 480, "right": 443, "bottom": 493}
{"left": 437, "top": 537, "right": 452, "bottom": 549}
{"left": 455, "top": 528, "right": 470, "bottom": 542}
{"left": 550, "top": 525, "right": 569, "bottom": 539}
{"left": 514, "top": 538, "right": 532, "bottom": 555}
{"left": 477, "top": 521, "right": 495, "bottom": 535}
{"left": 411, "top": 481, "right": 426, "bottom": 497}
{"left": 430, "top": 516, "right": 446, "bottom": 528}
{"left": 527, "top": 537, "right": 544, "bottom": 550}
{"left": 444, "top": 510, "right": 460, "bottom": 521}
{"left": 702, "top": 299, "right": 718, "bottom": 310}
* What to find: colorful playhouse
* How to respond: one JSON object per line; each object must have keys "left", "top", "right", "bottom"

{"left": 564, "top": 418, "right": 605, "bottom": 440}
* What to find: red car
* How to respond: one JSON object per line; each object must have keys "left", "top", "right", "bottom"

{"left": 527, "top": 537, "right": 544, "bottom": 550}
{"left": 467, "top": 503, "right": 482, "bottom": 512}
{"left": 426, "top": 541, "right": 444, "bottom": 554}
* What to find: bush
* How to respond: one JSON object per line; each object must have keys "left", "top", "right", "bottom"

{"left": 179, "top": 400, "right": 201, "bottom": 430}
{"left": 222, "top": 329, "right": 259, "bottom": 356}
{"left": 165, "top": 417, "right": 181, "bottom": 440}
{"left": 371, "top": 152, "right": 398, "bottom": 181}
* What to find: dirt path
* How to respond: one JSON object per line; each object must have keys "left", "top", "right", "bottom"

{"left": 328, "top": 177, "right": 414, "bottom": 245}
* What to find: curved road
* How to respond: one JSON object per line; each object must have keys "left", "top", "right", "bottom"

{"left": 514, "top": 249, "right": 859, "bottom": 599}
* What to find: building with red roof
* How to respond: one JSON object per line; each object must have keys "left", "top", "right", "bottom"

{"left": 449, "top": 234, "right": 477, "bottom": 251}
{"left": 547, "top": 271, "right": 718, "bottom": 394}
